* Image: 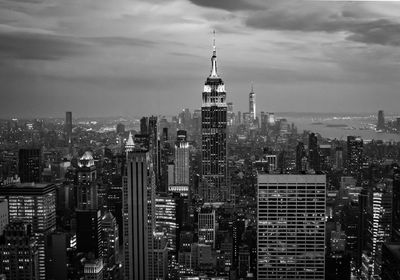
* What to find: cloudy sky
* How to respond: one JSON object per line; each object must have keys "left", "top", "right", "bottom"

{"left": 1, "top": 0, "right": 400, "bottom": 118}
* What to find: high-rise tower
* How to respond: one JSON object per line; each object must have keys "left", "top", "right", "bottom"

{"left": 200, "top": 32, "right": 228, "bottom": 203}
{"left": 257, "top": 174, "right": 326, "bottom": 279}
{"left": 65, "top": 111, "right": 72, "bottom": 148}
{"left": 123, "top": 133, "right": 156, "bottom": 280}
{"left": 249, "top": 84, "right": 256, "bottom": 121}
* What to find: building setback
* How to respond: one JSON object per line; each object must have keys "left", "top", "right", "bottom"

{"left": 200, "top": 35, "right": 228, "bottom": 203}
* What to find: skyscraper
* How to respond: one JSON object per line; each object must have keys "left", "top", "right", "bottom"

{"left": 0, "top": 221, "right": 39, "bottom": 280}
{"left": 371, "top": 183, "right": 392, "bottom": 277}
{"left": 257, "top": 174, "right": 326, "bottom": 279}
{"left": 249, "top": 84, "right": 256, "bottom": 121}
{"left": 347, "top": 136, "right": 363, "bottom": 181}
{"left": 200, "top": 34, "right": 228, "bottom": 203}
{"left": 65, "top": 111, "right": 72, "bottom": 148}
{"left": 101, "top": 211, "right": 120, "bottom": 267}
{"left": 0, "top": 183, "right": 56, "bottom": 280}
{"left": 18, "top": 148, "right": 42, "bottom": 183}
{"left": 76, "top": 151, "right": 98, "bottom": 210}
{"left": 174, "top": 130, "right": 189, "bottom": 187}
{"left": 392, "top": 169, "right": 400, "bottom": 242}
{"left": 198, "top": 208, "right": 216, "bottom": 249}
{"left": 308, "top": 132, "right": 320, "bottom": 172}
{"left": 377, "top": 110, "right": 385, "bottom": 131}
{"left": 123, "top": 134, "right": 153, "bottom": 280}
{"left": 76, "top": 209, "right": 102, "bottom": 259}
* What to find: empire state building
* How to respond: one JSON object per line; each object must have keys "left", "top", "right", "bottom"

{"left": 200, "top": 37, "right": 228, "bottom": 203}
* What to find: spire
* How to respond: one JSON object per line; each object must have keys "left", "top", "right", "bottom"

{"left": 213, "top": 30, "right": 216, "bottom": 56}
{"left": 251, "top": 82, "right": 254, "bottom": 93}
{"left": 126, "top": 131, "right": 135, "bottom": 152}
{"left": 210, "top": 30, "right": 218, "bottom": 78}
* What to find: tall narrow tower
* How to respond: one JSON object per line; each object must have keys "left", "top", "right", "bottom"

{"left": 249, "top": 84, "right": 256, "bottom": 121}
{"left": 200, "top": 32, "right": 228, "bottom": 203}
{"left": 123, "top": 133, "right": 149, "bottom": 280}
{"left": 65, "top": 111, "right": 72, "bottom": 148}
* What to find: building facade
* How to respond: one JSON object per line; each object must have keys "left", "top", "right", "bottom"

{"left": 0, "top": 183, "right": 56, "bottom": 280}
{"left": 200, "top": 38, "right": 228, "bottom": 203}
{"left": 257, "top": 174, "right": 326, "bottom": 279}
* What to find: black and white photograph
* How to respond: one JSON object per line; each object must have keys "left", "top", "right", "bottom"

{"left": 0, "top": 0, "right": 400, "bottom": 279}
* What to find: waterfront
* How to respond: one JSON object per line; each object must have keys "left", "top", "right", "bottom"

{"left": 279, "top": 113, "right": 400, "bottom": 142}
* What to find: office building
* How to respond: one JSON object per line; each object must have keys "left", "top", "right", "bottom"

{"left": 116, "top": 123, "right": 125, "bottom": 135}
{"left": 371, "top": 183, "right": 392, "bottom": 277}
{"left": 174, "top": 131, "right": 189, "bottom": 186}
{"left": 84, "top": 258, "right": 104, "bottom": 280}
{"left": 0, "top": 183, "right": 56, "bottom": 280}
{"left": 198, "top": 208, "right": 216, "bottom": 248}
{"left": 46, "top": 232, "right": 68, "bottom": 280}
{"left": 377, "top": 110, "right": 385, "bottom": 131}
{"left": 200, "top": 35, "right": 228, "bottom": 203}
{"left": 151, "top": 232, "right": 168, "bottom": 280}
{"left": 18, "top": 148, "right": 42, "bottom": 183}
{"left": 101, "top": 211, "right": 119, "bottom": 267}
{"left": 77, "top": 151, "right": 98, "bottom": 210}
{"left": 308, "top": 133, "right": 320, "bottom": 172}
{"left": 123, "top": 135, "right": 154, "bottom": 280}
{"left": 296, "top": 142, "right": 307, "bottom": 173}
{"left": 249, "top": 84, "right": 256, "bottom": 121}
{"left": 257, "top": 174, "right": 326, "bottom": 279}
{"left": 392, "top": 168, "right": 400, "bottom": 242}
{"left": 76, "top": 209, "right": 102, "bottom": 259}
{"left": 335, "top": 146, "right": 344, "bottom": 170}
{"left": 347, "top": 136, "right": 363, "bottom": 180}
{"left": 155, "top": 193, "right": 177, "bottom": 252}
{"left": 65, "top": 111, "right": 72, "bottom": 147}
{"left": 0, "top": 221, "right": 39, "bottom": 280}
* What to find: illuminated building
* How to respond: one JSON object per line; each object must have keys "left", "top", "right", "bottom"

{"left": 155, "top": 193, "right": 177, "bottom": 252}
{"left": 173, "top": 130, "right": 190, "bottom": 198}
{"left": 198, "top": 208, "right": 216, "bottom": 249}
{"left": 370, "top": 182, "right": 392, "bottom": 277}
{"left": 347, "top": 136, "right": 363, "bottom": 181}
{"left": 257, "top": 174, "right": 326, "bottom": 279}
{"left": 0, "top": 183, "right": 56, "bottom": 280}
{"left": 77, "top": 151, "right": 98, "bottom": 210}
{"left": 151, "top": 232, "right": 168, "bottom": 280}
{"left": 392, "top": 169, "right": 400, "bottom": 242}
{"left": 0, "top": 221, "right": 39, "bottom": 280}
{"left": 84, "top": 258, "right": 103, "bottom": 280}
{"left": 200, "top": 33, "right": 228, "bottom": 203}
{"left": 101, "top": 211, "right": 119, "bottom": 268}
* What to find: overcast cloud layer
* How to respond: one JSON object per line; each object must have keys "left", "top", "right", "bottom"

{"left": 1, "top": 0, "right": 400, "bottom": 118}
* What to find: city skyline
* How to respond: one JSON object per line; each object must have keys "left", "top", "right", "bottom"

{"left": 2, "top": 0, "right": 400, "bottom": 117}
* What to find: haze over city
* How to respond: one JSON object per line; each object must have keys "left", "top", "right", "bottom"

{"left": 1, "top": 0, "right": 400, "bottom": 117}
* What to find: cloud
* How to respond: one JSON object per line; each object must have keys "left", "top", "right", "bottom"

{"left": 0, "top": 32, "right": 88, "bottom": 60}
{"left": 348, "top": 19, "right": 400, "bottom": 46}
{"left": 188, "top": 0, "right": 260, "bottom": 11}
{"left": 245, "top": 3, "right": 400, "bottom": 46}
{"left": 86, "top": 36, "right": 156, "bottom": 47}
